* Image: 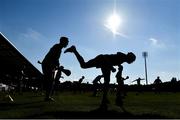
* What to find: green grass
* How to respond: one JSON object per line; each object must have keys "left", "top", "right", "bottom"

{"left": 124, "top": 92, "right": 180, "bottom": 118}
{"left": 0, "top": 91, "right": 180, "bottom": 118}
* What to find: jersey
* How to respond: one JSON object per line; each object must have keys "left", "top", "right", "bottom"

{"left": 42, "top": 44, "right": 62, "bottom": 67}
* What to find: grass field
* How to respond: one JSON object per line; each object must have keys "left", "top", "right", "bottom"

{"left": 0, "top": 91, "right": 180, "bottom": 119}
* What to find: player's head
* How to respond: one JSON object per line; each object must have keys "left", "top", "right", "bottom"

{"left": 126, "top": 52, "right": 136, "bottom": 64}
{"left": 60, "top": 36, "right": 69, "bottom": 48}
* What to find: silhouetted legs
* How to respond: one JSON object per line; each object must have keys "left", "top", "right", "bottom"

{"left": 116, "top": 83, "right": 127, "bottom": 112}
{"left": 65, "top": 46, "right": 111, "bottom": 109}
{"left": 52, "top": 66, "right": 71, "bottom": 95}
{"left": 42, "top": 63, "right": 55, "bottom": 101}
{"left": 52, "top": 68, "right": 62, "bottom": 95}
{"left": 116, "top": 82, "right": 123, "bottom": 105}
{"left": 65, "top": 46, "right": 103, "bottom": 69}
{"left": 100, "top": 68, "right": 111, "bottom": 109}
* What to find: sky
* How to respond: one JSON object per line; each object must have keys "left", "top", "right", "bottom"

{"left": 0, "top": 0, "right": 179, "bottom": 85}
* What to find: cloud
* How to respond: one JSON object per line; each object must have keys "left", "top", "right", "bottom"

{"left": 149, "top": 38, "right": 158, "bottom": 45}
{"left": 18, "top": 28, "right": 49, "bottom": 48}
{"left": 21, "top": 28, "right": 45, "bottom": 41}
{"left": 149, "top": 38, "right": 166, "bottom": 48}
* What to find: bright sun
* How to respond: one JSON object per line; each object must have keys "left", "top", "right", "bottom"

{"left": 105, "top": 11, "right": 122, "bottom": 36}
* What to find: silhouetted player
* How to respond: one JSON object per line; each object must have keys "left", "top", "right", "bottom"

{"left": 79, "top": 76, "right": 85, "bottom": 83}
{"left": 132, "top": 77, "right": 144, "bottom": 86}
{"left": 73, "top": 76, "right": 85, "bottom": 93}
{"left": 132, "top": 77, "right": 145, "bottom": 94}
{"left": 153, "top": 76, "right": 162, "bottom": 94}
{"left": 78, "top": 76, "right": 85, "bottom": 93}
{"left": 115, "top": 65, "right": 129, "bottom": 109}
{"left": 41, "top": 36, "right": 69, "bottom": 101}
{"left": 64, "top": 45, "right": 136, "bottom": 109}
{"left": 171, "top": 77, "right": 177, "bottom": 93}
{"left": 92, "top": 75, "right": 103, "bottom": 96}
{"left": 18, "top": 65, "right": 26, "bottom": 94}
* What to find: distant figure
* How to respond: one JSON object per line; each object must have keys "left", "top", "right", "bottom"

{"left": 132, "top": 77, "right": 145, "bottom": 86}
{"left": 153, "top": 76, "right": 162, "bottom": 94}
{"left": 170, "top": 77, "right": 177, "bottom": 93}
{"left": 154, "top": 76, "right": 162, "bottom": 84}
{"left": 132, "top": 77, "right": 145, "bottom": 94}
{"left": 41, "top": 36, "right": 69, "bottom": 101}
{"left": 18, "top": 66, "right": 26, "bottom": 94}
{"left": 92, "top": 75, "right": 103, "bottom": 97}
{"left": 171, "top": 77, "right": 177, "bottom": 84}
{"left": 73, "top": 76, "right": 85, "bottom": 93}
{"left": 115, "top": 65, "right": 129, "bottom": 109}
{"left": 0, "top": 83, "right": 14, "bottom": 102}
{"left": 64, "top": 45, "right": 136, "bottom": 109}
{"left": 79, "top": 76, "right": 85, "bottom": 83}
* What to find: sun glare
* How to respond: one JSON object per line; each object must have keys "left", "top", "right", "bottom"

{"left": 105, "top": 11, "right": 122, "bottom": 36}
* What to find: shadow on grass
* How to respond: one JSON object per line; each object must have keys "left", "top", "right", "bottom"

{"left": 26, "top": 108, "right": 168, "bottom": 119}
{"left": 0, "top": 101, "right": 169, "bottom": 119}
{"left": 0, "top": 100, "right": 44, "bottom": 110}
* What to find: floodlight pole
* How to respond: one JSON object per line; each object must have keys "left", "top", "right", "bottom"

{"left": 142, "top": 51, "right": 148, "bottom": 85}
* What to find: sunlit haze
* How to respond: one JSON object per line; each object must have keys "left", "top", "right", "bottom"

{"left": 105, "top": 11, "right": 122, "bottom": 36}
